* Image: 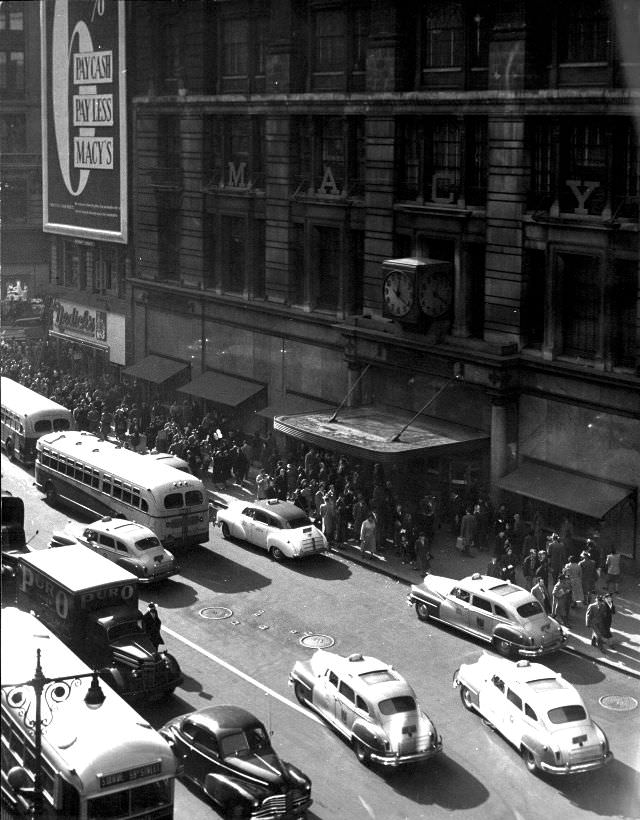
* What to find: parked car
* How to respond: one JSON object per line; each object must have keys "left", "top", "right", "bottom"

{"left": 48, "top": 516, "right": 179, "bottom": 584}
{"left": 453, "top": 654, "right": 612, "bottom": 775}
{"left": 159, "top": 705, "right": 312, "bottom": 819}
{"left": 289, "top": 649, "right": 442, "bottom": 767}
{"left": 217, "top": 499, "right": 328, "bottom": 561}
{"left": 407, "top": 572, "right": 566, "bottom": 658}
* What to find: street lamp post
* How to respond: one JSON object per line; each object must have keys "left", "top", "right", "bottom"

{"left": 2, "top": 648, "right": 105, "bottom": 817}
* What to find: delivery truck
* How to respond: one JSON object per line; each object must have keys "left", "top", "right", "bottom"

{"left": 16, "top": 544, "right": 182, "bottom": 702}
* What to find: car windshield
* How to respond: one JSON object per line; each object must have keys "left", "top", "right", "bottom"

{"left": 135, "top": 536, "right": 162, "bottom": 550}
{"left": 220, "top": 725, "right": 271, "bottom": 757}
{"left": 516, "top": 600, "right": 544, "bottom": 618}
{"left": 283, "top": 514, "right": 313, "bottom": 529}
{"left": 547, "top": 705, "right": 587, "bottom": 724}
{"left": 378, "top": 696, "right": 416, "bottom": 715}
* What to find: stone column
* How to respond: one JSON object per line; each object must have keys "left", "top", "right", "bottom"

{"left": 490, "top": 398, "right": 509, "bottom": 505}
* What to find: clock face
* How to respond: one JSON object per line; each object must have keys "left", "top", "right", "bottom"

{"left": 383, "top": 270, "right": 415, "bottom": 318}
{"left": 418, "top": 273, "right": 453, "bottom": 318}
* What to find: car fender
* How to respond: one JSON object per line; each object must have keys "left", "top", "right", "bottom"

{"left": 520, "top": 732, "right": 548, "bottom": 765}
{"left": 290, "top": 661, "right": 316, "bottom": 692}
{"left": 352, "top": 718, "right": 387, "bottom": 754}
{"left": 408, "top": 586, "right": 440, "bottom": 615}
{"left": 204, "top": 771, "right": 263, "bottom": 808}
{"left": 492, "top": 624, "right": 529, "bottom": 648}
{"left": 266, "top": 534, "right": 293, "bottom": 557}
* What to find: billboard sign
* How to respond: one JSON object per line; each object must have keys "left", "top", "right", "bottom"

{"left": 41, "top": 0, "right": 127, "bottom": 243}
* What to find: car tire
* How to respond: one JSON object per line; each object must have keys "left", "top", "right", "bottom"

{"left": 45, "top": 482, "right": 58, "bottom": 506}
{"left": 352, "top": 738, "right": 371, "bottom": 766}
{"left": 522, "top": 746, "right": 538, "bottom": 775}
{"left": 270, "top": 546, "right": 284, "bottom": 562}
{"left": 459, "top": 685, "right": 475, "bottom": 712}
{"left": 493, "top": 637, "right": 514, "bottom": 658}
{"left": 293, "top": 681, "right": 308, "bottom": 706}
{"left": 221, "top": 522, "right": 231, "bottom": 539}
{"left": 415, "top": 602, "right": 430, "bottom": 622}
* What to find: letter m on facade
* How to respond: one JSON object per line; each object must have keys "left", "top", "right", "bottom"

{"left": 227, "top": 162, "right": 247, "bottom": 188}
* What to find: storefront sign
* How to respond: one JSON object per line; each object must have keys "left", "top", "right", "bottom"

{"left": 52, "top": 299, "right": 107, "bottom": 343}
{"left": 41, "top": 0, "right": 127, "bottom": 243}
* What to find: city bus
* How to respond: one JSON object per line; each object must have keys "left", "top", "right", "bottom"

{"left": 1, "top": 377, "right": 73, "bottom": 465}
{"left": 34, "top": 431, "right": 209, "bottom": 548}
{"left": 1, "top": 607, "right": 177, "bottom": 819}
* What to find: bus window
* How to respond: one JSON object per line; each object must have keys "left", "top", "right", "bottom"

{"left": 164, "top": 493, "right": 183, "bottom": 509}
{"left": 102, "top": 475, "right": 112, "bottom": 494}
{"left": 54, "top": 417, "right": 71, "bottom": 431}
{"left": 112, "top": 480, "right": 122, "bottom": 500}
{"left": 122, "top": 484, "right": 132, "bottom": 505}
{"left": 75, "top": 462, "right": 84, "bottom": 481}
{"left": 140, "top": 499, "right": 149, "bottom": 512}
{"left": 34, "top": 419, "right": 52, "bottom": 434}
{"left": 131, "top": 488, "right": 141, "bottom": 508}
{"left": 91, "top": 470, "right": 100, "bottom": 489}
{"left": 186, "top": 490, "right": 204, "bottom": 506}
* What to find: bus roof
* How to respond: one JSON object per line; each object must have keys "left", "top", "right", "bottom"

{"left": 20, "top": 544, "right": 136, "bottom": 592}
{"left": 0, "top": 377, "right": 72, "bottom": 419}
{"left": 37, "top": 431, "right": 204, "bottom": 491}
{"left": 1, "top": 608, "right": 176, "bottom": 791}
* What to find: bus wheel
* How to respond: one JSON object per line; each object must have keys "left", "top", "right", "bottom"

{"left": 45, "top": 482, "right": 58, "bottom": 506}
{"left": 5, "top": 438, "right": 14, "bottom": 462}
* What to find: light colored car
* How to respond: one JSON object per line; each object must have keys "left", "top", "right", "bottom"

{"left": 407, "top": 572, "right": 566, "bottom": 658}
{"left": 216, "top": 499, "right": 328, "bottom": 561}
{"left": 289, "top": 649, "right": 442, "bottom": 767}
{"left": 453, "top": 654, "right": 612, "bottom": 775}
{"left": 48, "top": 516, "right": 179, "bottom": 584}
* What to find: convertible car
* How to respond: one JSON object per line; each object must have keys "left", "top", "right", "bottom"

{"left": 407, "top": 572, "right": 566, "bottom": 657}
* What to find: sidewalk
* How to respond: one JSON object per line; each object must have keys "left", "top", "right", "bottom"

{"left": 208, "top": 482, "right": 640, "bottom": 680}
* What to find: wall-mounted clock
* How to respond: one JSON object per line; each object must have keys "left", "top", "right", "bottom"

{"left": 418, "top": 266, "right": 453, "bottom": 318}
{"left": 382, "top": 269, "right": 415, "bottom": 318}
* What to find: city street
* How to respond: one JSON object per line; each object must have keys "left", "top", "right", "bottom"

{"left": 3, "top": 456, "right": 639, "bottom": 820}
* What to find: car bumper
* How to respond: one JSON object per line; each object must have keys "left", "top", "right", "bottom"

{"left": 539, "top": 752, "right": 612, "bottom": 775}
{"left": 371, "top": 738, "right": 443, "bottom": 767}
{"left": 518, "top": 636, "right": 567, "bottom": 657}
{"left": 138, "top": 567, "right": 180, "bottom": 584}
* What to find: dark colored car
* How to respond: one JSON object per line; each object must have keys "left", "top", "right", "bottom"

{"left": 1, "top": 491, "right": 31, "bottom": 598}
{"left": 159, "top": 705, "right": 312, "bottom": 819}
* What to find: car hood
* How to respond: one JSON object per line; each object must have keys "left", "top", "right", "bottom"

{"left": 414, "top": 574, "right": 456, "bottom": 597}
{"left": 223, "top": 751, "right": 297, "bottom": 787}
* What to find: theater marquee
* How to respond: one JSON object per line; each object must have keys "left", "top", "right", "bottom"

{"left": 41, "top": 0, "right": 127, "bottom": 243}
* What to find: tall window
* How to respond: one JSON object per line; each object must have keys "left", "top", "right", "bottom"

{"left": 559, "top": 0, "right": 609, "bottom": 63}
{"left": 314, "top": 9, "right": 345, "bottom": 73}
{"left": 314, "top": 227, "right": 340, "bottom": 311}
{"left": 291, "top": 223, "right": 306, "bottom": 305}
{"left": 252, "top": 220, "right": 266, "bottom": 299}
{"left": 522, "top": 250, "right": 546, "bottom": 348}
{"left": 158, "top": 196, "right": 180, "bottom": 281}
{"left": 560, "top": 123, "right": 607, "bottom": 214}
{"left": 422, "top": 1, "right": 464, "bottom": 69}
{"left": 205, "top": 116, "right": 265, "bottom": 189}
{"left": 0, "top": 6, "right": 24, "bottom": 30}
{"left": 0, "top": 50, "right": 24, "bottom": 93}
{"left": 558, "top": 254, "right": 599, "bottom": 359}
{"left": 222, "top": 18, "right": 248, "bottom": 77}
{"left": 611, "top": 261, "right": 637, "bottom": 368}
{"left": 158, "top": 115, "right": 181, "bottom": 170}
{"left": 221, "top": 216, "right": 245, "bottom": 294}
{"left": 465, "top": 118, "right": 488, "bottom": 205}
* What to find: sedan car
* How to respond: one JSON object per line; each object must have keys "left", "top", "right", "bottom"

{"left": 217, "top": 499, "right": 328, "bottom": 561}
{"left": 159, "top": 705, "right": 312, "bottom": 819}
{"left": 48, "top": 516, "right": 179, "bottom": 583}
{"left": 407, "top": 572, "right": 566, "bottom": 657}
{"left": 453, "top": 654, "right": 612, "bottom": 775}
{"left": 289, "top": 649, "right": 442, "bottom": 767}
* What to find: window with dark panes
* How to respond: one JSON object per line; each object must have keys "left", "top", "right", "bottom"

{"left": 352, "top": 5, "right": 370, "bottom": 72}
{"left": 221, "top": 215, "right": 246, "bottom": 294}
{"left": 468, "top": 3, "right": 491, "bottom": 68}
{"left": 159, "top": 115, "right": 181, "bottom": 172}
{"left": 253, "top": 219, "right": 266, "bottom": 299}
{"left": 222, "top": 17, "right": 248, "bottom": 77}
{"left": 560, "top": 122, "right": 607, "bottom": 215}
{"left": 292, "top": 223, "right": 306, "bottom": 305}
{"left": 465, "top": 118, "right": 487, "bottom": 206}
{"left": 314, "top": 226, "right": 340, "bottom": 311}
{"left": 227, "top": 116, "right": 250, "bottom": 187}
{"left": 0, "top": 50, "right": 24, "bottom": 93}
{"left": 611, "top": 261, "right": 637, "bottom": 368}
{"left": 559, "top": 0, "right": 609, "bottom": 63}
{"left": 422, "top": 1, "right": 463, "bottom": 70}
{"left": 204, "top": 213, "right": 216, "bottom": 289}
{"left": 559, "top": 253, "right": 600, "bottom": 359}
{"left": 320, "top": 118, "right": 345, "bottom": 190}
{"left": 397, "top": 119, "right": 422, "bottom": 200}
{"left": 528, "top": 121, "right": 555, "bottom": 210}
{"left": 429, "top": 119, "right": 461, "bottom": 202}
{"left": 159, "top": 11, "right": 181, "bottom": 83}
{"left": 314, "top": 8, "right": 345, "bottom": 73}
{"left": 522, "top": 249, "right": 546, "bottom": 349}
{"left": 158, "top": 195, "right": 180, "bottom": 281}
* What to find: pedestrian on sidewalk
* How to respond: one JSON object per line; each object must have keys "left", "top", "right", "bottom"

{"left": 459, "top": 507, "right": 477, "bottom": 556}
{"left": 532, "top": 575, "right": 552, "bottom": 614}
{"left": 360, "top": 512, "right": 377, "bottom": 559}
{"left": 486, "top": 555, "right": 503, "bottom": 579}
{"left": 414, "top": 531, "right": 433, "bottom": 575}
{"left": 552, "top": 574, "right": 572, "bottom": 626}
{"left": 605, "top": 547, "right": 622, "bottom": 594}
{"left": 142, "top": 602, "right": 163, "bottom": 651}
{"left": 601, "top": 593, "right": 616, "bottom": 647}
{"left": 548, "top": 533, "right": 568, "bottom": 583}
{"left": 522, "top": 548, "right": 538, "bottom": 590}
{"left": 585, "top": 595, "right": 608, "bottom": 649}
{"left": 579, "top": 550, "right": 598, "bottom": 604}
{"left": 400, "top": 529, "right": 415, "bottom": 567}
{"left": 563, "top": 555, "right": 583, "bottom": 606}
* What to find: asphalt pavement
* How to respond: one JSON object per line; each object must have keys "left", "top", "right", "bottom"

{"left": 210, "top": 478, "right": 640, "bottom": 681}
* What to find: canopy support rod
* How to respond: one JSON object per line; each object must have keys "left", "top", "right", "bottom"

{"left": 389, "top": 368, "right": 463, "bottom": 443}
{"left": 328, "top": 364, "right": 371, "bottom": 423}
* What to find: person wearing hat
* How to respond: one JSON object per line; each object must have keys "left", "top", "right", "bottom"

{"left": 552, "top": 573, "right": 572, "bottom": 626}
{"left": 532, "top": 575, "right": 552, "bottom": 614}
{"left": 585, "top": 595, "right": 607, "bottom": 649}
{"left": 579, "top": 550, "right": 598, "bottom": 605}
{"left": 522, "top": 547, "right": 538, "bottom": 590}
{"left": 548, "top": 532, "right": 568, "bottom": 584}
{"left": 142, "top": 602, "right": 163, "bottom": 651}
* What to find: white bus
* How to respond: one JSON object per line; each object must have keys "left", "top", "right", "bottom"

{"left": 35, "top": 431, "right": 209, "bottom": 549}
{"left": 1, "top": 377, "right": 73, "bottom": 465}
{"left": 1, "top": 607, "right": 177, "bottom": 819}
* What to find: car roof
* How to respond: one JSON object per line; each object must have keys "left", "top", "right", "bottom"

{"left": 479, "top": 657, "right": 582, "bottom": 707}
{"left": 252, "top": 500, "right": 309, "bottom": 521}
{"left": 183, "top": 705, "right": 263, "bottom": 734}
{"left": 88, "top": 517, "right": 156, "bottom": 539}
{"left": 459, "top": 574, "right": 537, "bottom": 607}
{"left": 314, "top": 650, "right": 412, "bottom": 696}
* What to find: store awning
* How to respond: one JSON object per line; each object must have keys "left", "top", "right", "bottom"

{"left": 178, "top": 371, "right": 266, "bottom": 410}
{"left": 273, "top": 405, "right": 488, "bottom": 463}
{"left": 122, "top": 355, "right": 188, "bottom": 384}
{"left": 257, "top": 394, "right": 334, "bottom": 420}
{"left": 497, "top": 461, "right": 632, "bottom": 520}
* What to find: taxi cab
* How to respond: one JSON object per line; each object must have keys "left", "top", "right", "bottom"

{"left": 48, "top": 516, "right": 179, "bottom": 584}
{"left": 289, "top": 649, "right": 442, "bottom": 767}
{"left": 217, "top": 499, "right": 328, "bottom": 561}
{"left": 407, "top": 572, "right": 566, "bottom": 658}
{"left": 453, "top": 655, "right": 612, "bottom": 775}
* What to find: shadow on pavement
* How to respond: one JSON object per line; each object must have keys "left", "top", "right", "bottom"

{"left": 178, "top": 547, "right": 272, "bottom": 594}
{"left": 383, "top": 754, "right": 490, "bottom": 810}
{"left": 555, "top": 757, "right": 640, "bottom": 818}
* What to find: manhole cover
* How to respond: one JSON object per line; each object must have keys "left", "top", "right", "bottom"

{"left": 199, "top": 607, "right": 233, "bottom": 620}
{"left": 299, "top": 634, "right": 335, "bottom": 649}
{"left": 599, "top": 695, "right": 638, "bottom": 712}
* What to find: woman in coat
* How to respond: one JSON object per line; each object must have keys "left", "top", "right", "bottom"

{"left": 563, "top": 555, "right": 583, "bottom": 606}
{"left": 552, "top": 574, "right": 572, "bottom": 626}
